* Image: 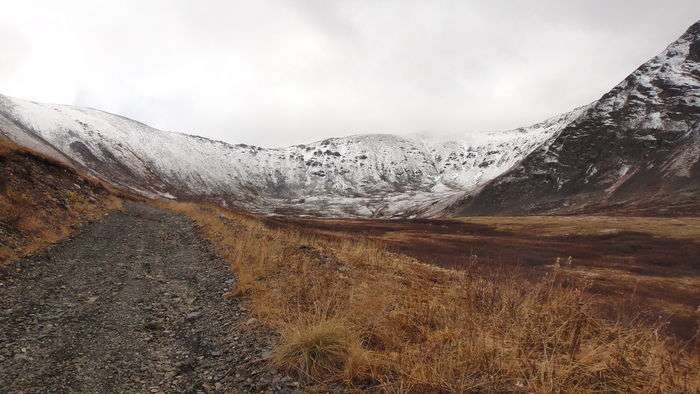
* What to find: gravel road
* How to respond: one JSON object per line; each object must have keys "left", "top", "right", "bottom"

{"left": 0, "top": 202, "right": 300, "bottom": 393}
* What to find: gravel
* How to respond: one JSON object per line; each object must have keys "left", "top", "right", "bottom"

{"left": 0, "top": 202, "right": 301, "bottom": 393}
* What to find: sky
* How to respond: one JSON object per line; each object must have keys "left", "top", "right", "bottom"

{"left": 0, "top": 1, "right": 699, "bottom": 147}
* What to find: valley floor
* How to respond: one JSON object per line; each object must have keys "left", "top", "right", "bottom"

{"left": 266, "top": 215, "right": 700, "bottom": 340}
{"left": 0, "top": 202, "right": 300, "bottom": 392}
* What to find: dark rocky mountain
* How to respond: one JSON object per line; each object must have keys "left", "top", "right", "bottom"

{"left": 455, "top": 20, "right": 700, "bottom": 216}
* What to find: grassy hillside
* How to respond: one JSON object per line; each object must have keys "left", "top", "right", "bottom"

{"left": 168, "top": 202, "right": 699, "bottom": 392}
{"left": 0, "top": 138, "right": 121, "bottom": 265}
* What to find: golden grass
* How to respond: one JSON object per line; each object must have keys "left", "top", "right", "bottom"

{"left": 167, "top": 201, "right": 699, "bottom": 392}
{"left": 0, "top": 138, "right": 122, "bottom": 265}
{"left": 459, "top": 215, "right": 700, "bottom": 240}
{"left": 275, "top": 319, "right": 365, "bottom": 382}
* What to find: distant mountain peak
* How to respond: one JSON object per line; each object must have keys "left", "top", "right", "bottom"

{"left": 455, "top": 20, "right": 700, "bottom": 216}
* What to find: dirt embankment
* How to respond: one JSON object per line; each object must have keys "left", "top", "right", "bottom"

{"left": 0, "top": 202, "right": 301, "bottom": 392}
{"left": 0, "top": 138, "right": 121, "bottom": 264}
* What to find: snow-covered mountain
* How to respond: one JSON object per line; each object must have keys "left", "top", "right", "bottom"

{"left": 456, "top": 20, "right": 700, "bottom": 216}
{"left": 0, "top": 94, "right": 585, "bottom": 217}
{"left": 6, "top": 20, "right": 696, "bottom": 218}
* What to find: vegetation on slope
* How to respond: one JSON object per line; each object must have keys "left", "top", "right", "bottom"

{"left": 0, "top": 138, "right": 121, "bottom": 265}
{"left": 169, "top": 202, "right": 699, "bottom": 392}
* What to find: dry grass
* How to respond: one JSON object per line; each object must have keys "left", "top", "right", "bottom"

{"left": 167, "top": 201, "right": 699, "bottom": 392}
{"left": 459, "top": 215, "right": 700, "bottom": 240}
{"left": 274, "top": 214, "right": 700, "bottom": 340}
{"left": 275, "top": 319, "right": 364, "bottom": 381}
{"left": 0, "top": 138, "right": 122, "bottom": 265}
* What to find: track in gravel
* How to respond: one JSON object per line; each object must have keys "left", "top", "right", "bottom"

{"left": 0, "top": 202, "right": 300, "bottom": 393}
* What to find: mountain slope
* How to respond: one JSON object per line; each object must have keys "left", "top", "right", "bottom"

{"left": 456, "top": 20, "right": 700, "bottom": 216}
{"left": 0, "top": 95, "right": 585, "bottom": 217}
{"left": 0, "top": 137, "right": 121, "bottom": 264}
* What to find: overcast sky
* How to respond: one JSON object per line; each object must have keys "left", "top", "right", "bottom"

{"left": 1, "top": 1, "right": 698, "bottom": 147}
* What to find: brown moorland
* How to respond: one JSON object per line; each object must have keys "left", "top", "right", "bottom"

{"left": 168, "top": 201, "right": 700, "bottom": 392}
{"left": 264, "top": 215, "right": 700, "bottom": 341}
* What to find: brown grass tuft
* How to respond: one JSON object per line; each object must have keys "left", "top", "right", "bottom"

{"left": 275, "top": 319, "right": 364, "bottom": 382}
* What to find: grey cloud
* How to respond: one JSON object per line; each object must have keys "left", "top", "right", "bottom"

{"left": 0, "top": 1, "right": 699, "bottom": 147}
{"left": 0, "top": 26, "right": 28, "bottom": 78}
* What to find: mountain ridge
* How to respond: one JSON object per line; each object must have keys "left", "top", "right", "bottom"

{"left": 0, "top": 93, "right": 586, "bottom": 217}
{"left": 2, "top": 20, "right": 698, "bottom": 217}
